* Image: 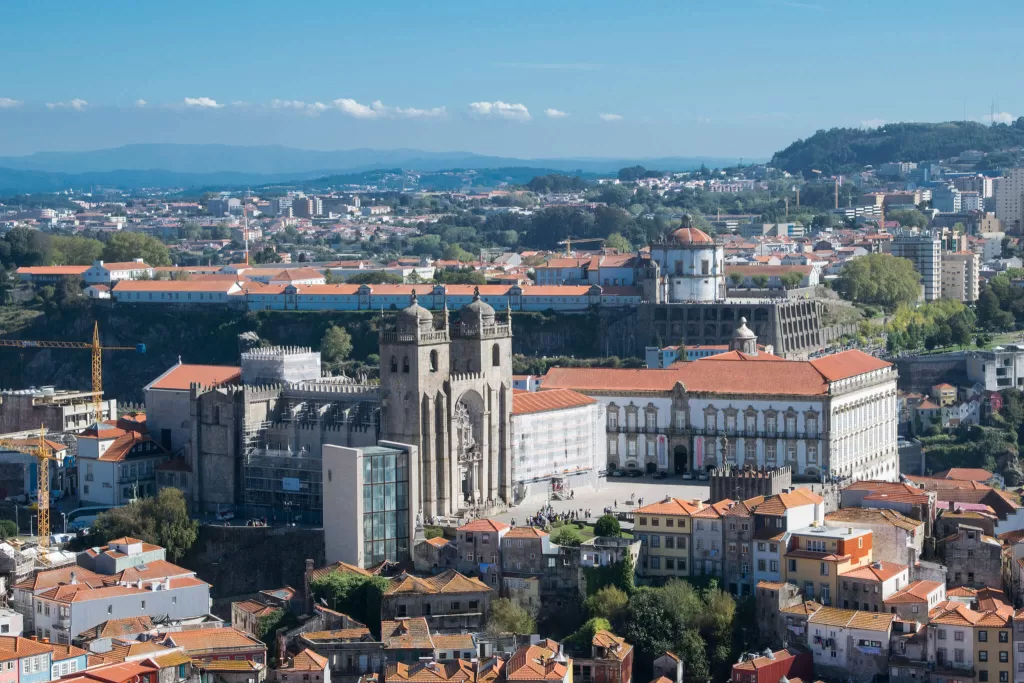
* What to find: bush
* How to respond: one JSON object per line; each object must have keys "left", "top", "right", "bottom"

{"left": 552, "top": 526, "right": 582, "bottom": 547}
{"left": 0, "top": 519, "right": 17, "bottom": 539}
{"left": 424, "top": 526, "right": 443, "bottom": 540}
{"left": 594, "top": 514, "right": 621, "bottom": 538}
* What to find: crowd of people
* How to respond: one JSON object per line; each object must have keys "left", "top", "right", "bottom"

{"left": 512, "top": 505, "right": 594, "bottom": 529}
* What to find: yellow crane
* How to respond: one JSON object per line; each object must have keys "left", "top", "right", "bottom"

{"left": 557, "top": 236, "right": 607, "bottom": 256}
{"left": 0, "top": 427, "right": 56, "bottom": 550}
{"left": 0, "top": 322, "right": 145, "bottom": 424}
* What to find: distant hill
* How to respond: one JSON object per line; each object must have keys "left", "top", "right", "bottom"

{"left": 771, "top": 120, "right": 1024, "bottom": 176}
{"left": 0, "top": 143, "right": 745, "bottom": 178}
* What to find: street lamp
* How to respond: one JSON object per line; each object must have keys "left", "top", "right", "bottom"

{"left": 60, "top": 512, "right": 68, "bottom": 535}
{"left": 30, "top": 515, "right": 36, "bottom": 539}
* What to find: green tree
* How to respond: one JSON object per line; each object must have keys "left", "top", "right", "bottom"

{"left": 310, "top": 571, "right": 389, "bottom": 635}
{"left": 102, "top": 232, "right": 171, "bottom": 266}
{"left": 347, "top": 271, "right": 404, "bottom": 285}
{"left": 552, "top": 525, "right": 582, "bottom": 547}
{"left": 594, "top": 514, "right": 621, "bottom": 538}
{"left": 443, "top": 244, "right": 475, "bottom": 262}
{"left": 604, "top": 233, "right": 633, "bottom": 252}
{"left": 0, "top": 227, "right": 52, "bottom": 268}
{"left": 835, "top": 253, "right": 921, "bottom": 310}
{"left": 92, "top": 488, "right": 198, "bottom": 562}
{"left": 728, "top": 272, "right": 743, "bottom": 287}
{"left": 780, "top": 271, "right": 804, "bottom": 289}
{"left": 0, "top": 267, "right": 10, "bottom": 306}
{"left": 617, "top": 550, "right": 636, "bottom": 595}
{"left": 434, "top": 268, "right": 487, "bottom": 285}
{"left": 676, "top": 629, "right": 710, "bottom": 683}
{"left": 887, "top": 209, "right": 930, "bottom": 230}
{"left": 0, "top": 519, "right": 17, "bottom": 539}
{"left": 751, "top": 273, "right": 769, "bottom": 288}
{"left": 486, "top": 598, "right": 536, "bottom": 638}
{"left": 320, "top": 326, "right": 353, "bottom": 370}
{"left": 51, "top": 235, "right": 104, "bottom": 266}
{"left": 424, "top": 526, "right": 444, "bottom": 540}
{"left": 253, "top": 247, "right": 283, "bottom": 264}
{"left": 585, "top": 585, "right": 629, "bottom": 622}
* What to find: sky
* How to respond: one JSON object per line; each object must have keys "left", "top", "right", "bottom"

{"left": 2, "top": 0, "right": 1024, "bottom": 160}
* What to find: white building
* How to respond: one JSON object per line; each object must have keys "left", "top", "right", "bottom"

{"left": 751, "top": 489, "right": 825, "bottom": 586}
{"left": 941, "top": 252, "right": 981, "bottom": 303}
{"left": 510, "top": 389, "right": 603, "bottom": 503}
{"left": 540, "top": 321, "right": 899, "bottom": 481}
{"left": 76, "top": 420, "right": 172, "bottom": 505}
{"left": 823, "top": 508, "right": 924, "bottom": 568}
{"left": 806, "top": 608, "right": 894, "bottom": 682}
{"left": 966, "top": 344, "right": 1024, "bottom": 391}
{"left": 648, "top": 223, "right": 726, "bottom": 303}
{"left": 83, "top": 260, "right": 155, "bottom": 285}
{"left": 996, "top": 168, "right": 1024, "bottom": 232}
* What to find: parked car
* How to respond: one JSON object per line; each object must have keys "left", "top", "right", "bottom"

{"left": 681, "top": 472, "right": 694, "bottom": 480}
{"left": 697, "top": 472, "right": 709, "bottom": 481}
{"left": 610, "top": 468, "right": 625, "bottom": 477}
{"left": 653, "top": 471, "right": 667, "bottom": 479}
{"left": 627, "top": 468, "right": 644, "bottom": 478}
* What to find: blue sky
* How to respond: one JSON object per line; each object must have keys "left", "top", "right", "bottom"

{"left": 2, "top": 0, "right": 1024, "bottom": 159}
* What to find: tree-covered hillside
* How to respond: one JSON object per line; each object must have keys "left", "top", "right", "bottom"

{"left": 771, "top": 120, "right": 1024, "bottom": 176}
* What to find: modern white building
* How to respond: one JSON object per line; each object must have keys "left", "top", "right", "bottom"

{"left": 940, "top": 251, "right": 981, "bottom": 303}
{"left": 83, "top": 260, "right": 155, "bottom": 285}
{"left": 889, "top": 234, "right": 941, "bottom": 301}
{"left": 76, "top": 420, "right": 172, "bottom": 505}
{"left": 322, "top": 442, "right": 418, "bottom": 569}
{"left": 509, "top": 388, "right": 603, "bottom": 502}
{"left": 966, "top": 344, "right": 1024, "bottom": 390}
{"left": 648, "top": 223, "right": 726, "bottom": 303}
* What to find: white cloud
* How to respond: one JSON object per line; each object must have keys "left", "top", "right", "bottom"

{"left": 982, "top": 112, "right": 1014, "bottom": 125}
{"left": 231, "top": 101, "right": 251, "bottom": 107}
{"left": 544, "top": 108, "right": 568, "bottom": 118}
{"left": 599, "top": 113, "right": 623, "bottom": 122}
{"left": 469, "top": 101, "right": 531, "bottom": 121}
{"left": 183, "top": 97, "right": 224, "bottom": 108}
{"left": 46, "top": 99, "right": 88, "bottom": 111}
{"left": 270, "top": 99, "right": 307, "bottom": 109}
{"left": 135, "top": 99, "right": 147, "bottom": 108}
{"left": 331, "top": 98, "right": 446, "bottom": 119}
{"left": 0, "top": 98, "right": 23, "bottom": 109}
{"left": 861, "top": 118, "right": 886, "bottom": 128}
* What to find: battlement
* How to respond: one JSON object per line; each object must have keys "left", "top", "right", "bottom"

{"left": 241, "top": 345, "right": 314, "bottom": 359}
{"left": 450, "top": 323, "right": 511, "bottom": 340}
{"left": 380, "top": 329, "right": 450, "bottom": 345}
{"left": 449, "top": 371, "right": 484, "bottom": 384}
{"left": 709, "top": 465, "right": 793, "bottom": 503}
{"left": 242, "top": 345, "right": 322, "bottom": 385}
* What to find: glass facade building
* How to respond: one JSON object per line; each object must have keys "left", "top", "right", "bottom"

{"left": 361, "top": 446, "right": 410, "bottom": 565}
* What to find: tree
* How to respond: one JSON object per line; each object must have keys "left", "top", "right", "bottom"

{"left": 604, "top": 233, "right": 633, "bottom": 253}
{"left": 442, "top": 244, "right": 475, "bottom": 263}
{"left": 0, "top": 267, "right": 10, "bottom": 306}
{"left": 552, "top": 525, "right": 582, "bottom": 547}
{"left": 310, "top": 571, "right": 389, "bottom": 635}
{"left": 486, "top": 598, "right": 536, "bottom": 638}
{"left": 92, "top": 488, "right": 198, "bottom": 562}
{"left": 676, "top": 628, "right": 710, "bottom": 683}
{"left": 0, "top": 519, "right": 17, "bottom": 539}
{"left": 594, "top": 514, "right": 621, "bottom": 538}
{"left": 751, "top": 273, "right": 769, "bottom": 289}
{"left": 253, "top": 247, "right": 283, "bottom": 264}
{"left": 320, "top": 326, "right": 353, "bottom": 370}
{"left": 424, "top": 526, "right": 444, "bottom": 540}
{"left": 617, "top": 550, "right": 636, "bottom": 595}
{"left": 887, "top": 209, "right": 930, "bottom": 230}
{"left": 728, "top": 272, "right": 743, "bottom": 287}
{"left": 50, "top": 235, "right": 104, "bottom": 265}
{"left": 585, "top": 585, "right": 629, "bottom": 622}
{"left": 0, "top": 227, "right": 51, "bottom": 268}
{"left": 102, "top": 232, "right": 171, "bottom": 266}
{"left": 434, "top": 268, "right": 487, "bottom": 285}
{"left": 834, "top": 253, "right": 921, "bottom": 310}
{"left": 780, "top": 271, "right": 804, "bottom": 289}
{"left": 347, "top": 271, "right": 404, "bottom": 285}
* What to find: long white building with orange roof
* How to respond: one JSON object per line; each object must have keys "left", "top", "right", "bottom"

{"left": 539, "top": 320, "right": 898, "bottom": 481}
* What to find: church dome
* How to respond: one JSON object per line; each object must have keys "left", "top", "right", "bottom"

{"left": 670, "top": 226, "right": 714, "bottom": 246}
{"left": 460, "top": 287, "right": 495, "bottom": 327}
{"left": 733, "top": 317, "right": 757, "bottom": 340}
{"left": 397, "top": 291, "right": 434, "bottom": 333}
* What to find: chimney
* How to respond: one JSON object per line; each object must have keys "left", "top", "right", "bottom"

{"left": 847, "top": 527, "right": 853, "bottom": 534}
{"left": 70, "top": 571, "right": 77, "bottom": 585}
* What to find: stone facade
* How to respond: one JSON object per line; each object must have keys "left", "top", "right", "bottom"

{"left": 723, "top": 500, "right": 756, "bottom": 596}
{"left": 942, "top": 524, "right": 1005, "bottom": 589}
{"left": 378, "top": 289, "right": 514, "bottom": 521}
{"left": 711, "top": 466, "right": 792, "bottom": 503}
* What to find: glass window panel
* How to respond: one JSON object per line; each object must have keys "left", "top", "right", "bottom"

{"left": 364, "top": 485, "right": 374, "bottom": 512}
{"left": 385, "top": 485, "right": 396, "bottom": 511}
{"left": 386, "top": 511, "right": 397, "bottom": 539}
{"left": 385, "top": 454, "right": 397, "bottom": 483}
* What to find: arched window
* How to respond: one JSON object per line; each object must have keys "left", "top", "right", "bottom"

{"left": 402, "top": 356, "right": 410, "bottom": 374}
{"left": 390, "top": 356, "right": 398, "bottom": 373}
{"left": 492, "top": 343, "right": 500, "bottom": 367}
{"left": 212, "top": 406, "right": 220, "bottom": 425}
{"left": 430, "top": 349, "right": 438, "bottom": 372}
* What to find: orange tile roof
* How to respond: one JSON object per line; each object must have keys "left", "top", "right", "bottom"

{"left": 386, "top": 659, "right": 475, "bottom": 683}
{"left": 432, "top": 634, "right": 475, "bottom": 651}
{"left": 15, "top": 566, "right": 106, "bottom": 592}
{"left": 301, "top": 628, "right": 373, "bottom": 642}
{"left": 98, "top": 262, "right": 152, "bottom": 271}
{"left": 839, "top": 561, "right": 908, "bottom": 582}
{"left": 936, "top": 468, "right": 993, "bottom": 482}
{"left": 809, "top": 350, "right": 892, "bottom": 382}
{"left": 884, "top": 580, "right": 944, "bottom": 605}
{"left": 825, "top": 507, "right": 922, "bottom": 532}
{"left": 808, "top": 607, "right": 894, "bottom": 632}
{"left": 148, "top": 363, "right": 241, "bottom": 391}
{"left": 196, "top": 660, "right": 263, "bottom": 672}
{"left": 17, "top": 266, "right": 90, "bottom": 276}
{"left": 77, "top": 616, "right": 154, "bottom": 641}
{"left": 385, "top": 570, "right": 490, "bottom": 596}
{"left": 512, "top": 388, "right": 596, "bottom": 415}
{"left": 592, "top": 630, "right": 632, "bottom": 661}
{"left": 233, "top": 600, "right": 278, "bottom": 618}
{"left": 751, "top": 489, "right": 823, "bottom": 516}
{"left": 457, "top": 520, "right": 510, "bottom": 533}
{"left": 113, "top": 279, "right": 239, "bottom": 293}
{"left": 506, "top": 643, "right": 569, "bottom": 681}
{"left": 635, "top": 497, "right": 703, "bottom": 516}
{"left": 308, "top": 560, "right": 374, "bottom": 580}
{"left": 162, "top": 627, "right": 265, "bottom": 654}
{"left": 505, "top": 527, "right": 549, "bottom": 539}
{"left": 286, "top": 649, "right": 329, "bottom": 671}
{"left": 381, "top": 618, "right": 434, "bottom": 650}
{"left": 0, "top": 636, "right": 55, "bottom": 662}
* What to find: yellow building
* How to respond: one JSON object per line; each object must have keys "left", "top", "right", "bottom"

{"left": 783, "top": 525, "right": 872, "bottom": 606}
{"left": 633, "top": 497, "right": 700, "bottom": 578}
{"left": 929, "top": 595, "right": 1012, "bottom": 683}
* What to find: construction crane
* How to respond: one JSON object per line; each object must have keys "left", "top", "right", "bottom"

{"left": 0, "top": 427, "right": 55, "bottom": 551}
{"left": 557, "top": 236, "right": 607, "bottom": 256}
{"left": 0, "top": 322, "right": 145, "bottom": 423}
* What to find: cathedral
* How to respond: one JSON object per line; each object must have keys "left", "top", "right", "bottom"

{"left": 379, "top": 288, "right": 514, "bottom": 521}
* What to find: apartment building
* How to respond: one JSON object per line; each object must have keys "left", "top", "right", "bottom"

{"left": 633, "top": 497, "right": 698, "bottom": 578}
{"left": 806, "top": 608, "right": 895, "bottom": 683}
{"left": 751, "top": 489, "right": 825, "bottom": 586}
{"left": 997, "top": 169, "right": 1024, "bottom": 232}
{"left": 889, "top": 234, "right": 942, "bottom": 301}
{"left": 837, "top": 561, "right": 910, "bottom": 612}
{"left": 883, "top": 580, "right": 946, "bottom": 622}
{"left": 942, "top": 252, "right": 981, "bottom": 303}
{"left": 967, "top": 344, "right": 1024, "bottom": 391}
{"left": 782, "top": 526, "right": 873, "bottom": 606}
{"left": 823, "top": 508, "right": 924, "bottom": 567}
{"left": 929, "top": 600, "right": 1013, "bottom": 683}
{"left": 691, "top": 500, "right": 733, "bottom": 577}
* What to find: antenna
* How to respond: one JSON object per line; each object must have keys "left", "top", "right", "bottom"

{"left": 243, "top": 189, "right": 250, "bottom": 266}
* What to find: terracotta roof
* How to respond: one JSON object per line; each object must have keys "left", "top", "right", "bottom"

{"left": 936, "top": 468, "right": 994, "bottom": 482}
{"left": 0, "top": 636, "right": 55, "bottom": 662}
{"left": 457, "top": 520, "right": 510, "bottom": 533}
{"left": 883, "top": 580, "right": 944, "bottom": 605}
{"left": 233, "top": 600, "right": 279, "bottom": 618}
{"left": 733, "top": 649, "right": 801, "bottom": 672}
{"left": 432, "top": 634, "right": 475, "bottom": 651}
{"left": 825, "top": 508, "right": 922, "bottom": 533}
{"left": 162, "top": 627, "right": 265, "bottom": 654}
{"left": 839, "top": 561, "right": 908, "bottom": 582}
{"left": 670, "top": 227, "right": 714, "bottom": 245}
{"left": 385, "top": 570, "right": 490, "bottom": 596}
{"left": 302, "top": 628, "right": 374, "bottom": 642}
{"left": 635, "top": 497, "right": 703, "bottom": 516}
{"left": 152, "top": 652, "right": 192, "bottom": 668}
{"left": 505, "top": 527, "right": 549, "bottom": 539}
{"left": 285, "top": 649, "right": 329, "bottom": 671}
{"left": 308, "top": 560, "right": 374, "bottom": 581}
{"left": 14, "top": 565, "right": 106, "bottom": 592}
{"left": 512, "top": 389, "right": 596, "bottom": 416}
{"left": 506, "top": 643, "right": 569, "bottom": 682}
{"left": 807, "top": 607, "right": 894, "bottom": 632}
{"left": 381, "top": 618, "right": 434, "bottom": 650}
{"left": 780, "top": 601, "right": 822, "bottom": 616}
{"left": 592, "top": 630, "right": 632, "bottom": 661}
{"left": 196, "top": 660, "right": 263, "bottom": 672}
{"left": 425, "top": 537, "right": 451, "bottom": 548}
{"left": 751, "top": 488, "right": 823, "bottom": 516}
{"left": 386, "top": 659, "right": 475, "bottom": 683}
{"left": 98, "top": 261, "right": 152, "bottom": 271}
{"left": 809, "top": 350, "right": 892, "bottom": 382}
{"left": 147, "top": 363, "right": 241, "bottom": 391}
{"left": 77, "top": 616, "right": 154, "bottom": 641}
{"left": 17, "top": 266, "right": 90, "bottom": 276}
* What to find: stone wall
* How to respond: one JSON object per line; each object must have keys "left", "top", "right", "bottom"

{"left": 894, "top": 353, "right": 967, "bottom": 393}
{"left": 179, "top": 524, "right": 325, "bottom": 600}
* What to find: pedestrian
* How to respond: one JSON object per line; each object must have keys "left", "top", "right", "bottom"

{"left": 614, "top": 499, "right": 618, "bottom": 508}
